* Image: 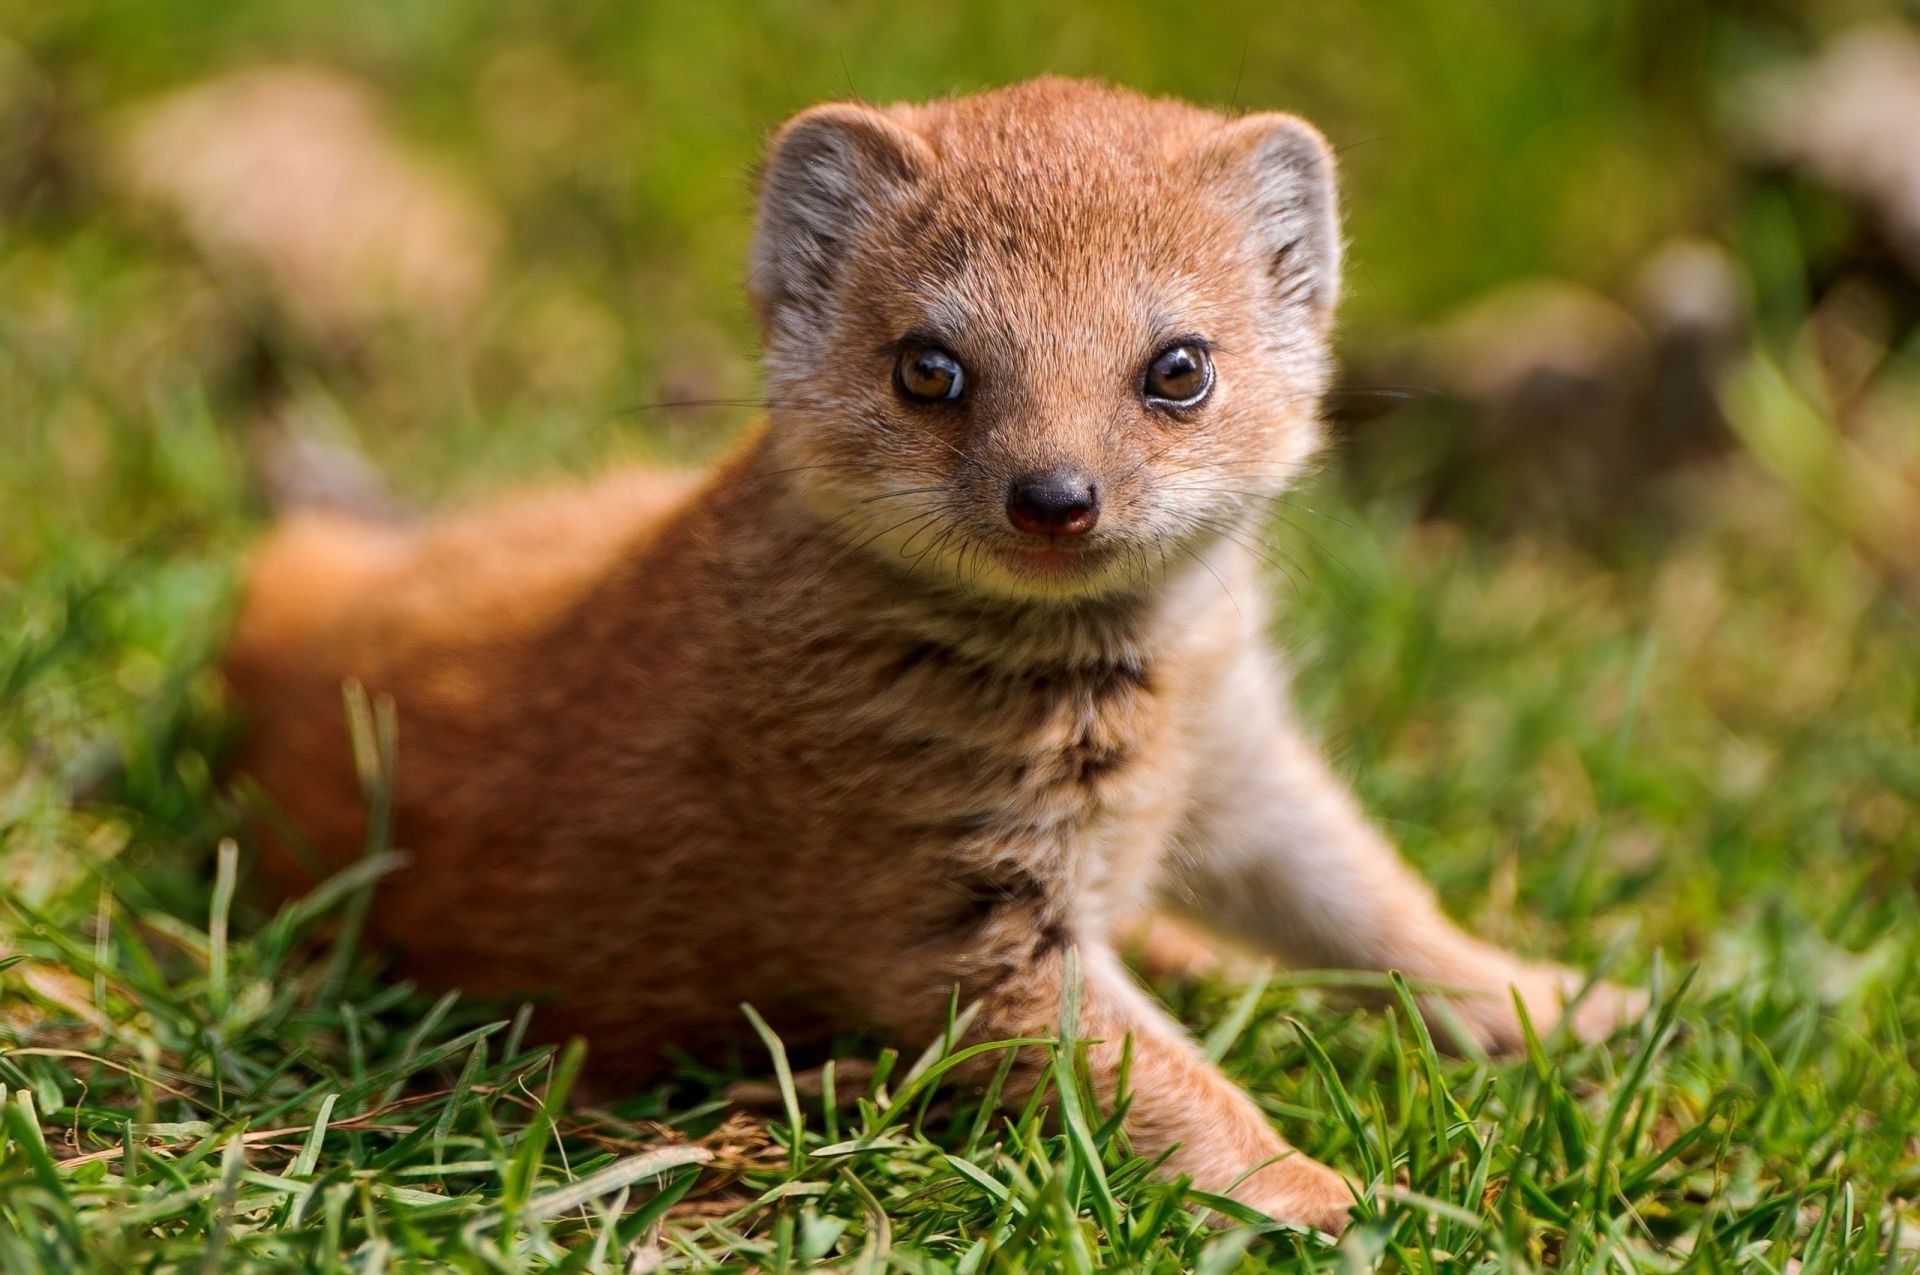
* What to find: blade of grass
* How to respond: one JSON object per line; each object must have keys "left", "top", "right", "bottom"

{"left": 740, "top": 1003, "right": 805, "bottom": 1174}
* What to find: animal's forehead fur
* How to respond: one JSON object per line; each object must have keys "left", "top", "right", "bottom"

{"left": 893, "top": 77, "right": 1225, "bottom": 167}
{"left": 858, "top": 79, "right": 1249, "bottom": 332}
{"left": 886, "top": 78, "right": 1233, "bottom": 233}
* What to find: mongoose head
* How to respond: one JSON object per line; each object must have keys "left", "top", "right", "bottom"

{"left": 749, "top": 77, "right": 1341, "bottom": 601}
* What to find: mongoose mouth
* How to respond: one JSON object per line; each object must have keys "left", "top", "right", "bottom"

{"left": 992, "top": 541, "right": 1113, "bottom": 581}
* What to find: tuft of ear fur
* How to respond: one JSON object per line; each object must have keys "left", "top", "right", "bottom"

{"left": 1193, "top": 113, "right": 1343, "bottom": 329}
{"left": 748, "top": 103, "right": 934, "bottom": 340}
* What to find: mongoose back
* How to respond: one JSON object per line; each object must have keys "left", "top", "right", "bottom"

{"left": 225, "top": 77, "right": 1641, "bottom": 1233}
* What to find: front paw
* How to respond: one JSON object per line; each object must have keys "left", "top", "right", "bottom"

{"left": 1554, "top": 972, "right": 1650, "bottom": 1045}
{"left": 1441, "top": 965, "right": 1647, "bottom": 1054}
{"left": 1233, "top": 1155, "right": 1358, "bottom": 1238}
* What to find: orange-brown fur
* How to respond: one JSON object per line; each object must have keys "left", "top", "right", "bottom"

{"left": 225, "top": 79, "right": 1641, "bottom": 1234}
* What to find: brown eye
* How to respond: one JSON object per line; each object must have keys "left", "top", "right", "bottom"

{"left": 1142, "top": 341, "right": 1214, "bottom": 408}
{"left": 896, "top": 344, "right": 966, "bottom": 402}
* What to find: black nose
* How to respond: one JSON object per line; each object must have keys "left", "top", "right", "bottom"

{"left": 1006, "top": 470, "right": 1099, "bottom": 537}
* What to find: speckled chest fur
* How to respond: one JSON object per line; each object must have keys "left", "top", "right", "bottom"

{"left": 721, "top": 487, "right": 1249, "bottom": 951}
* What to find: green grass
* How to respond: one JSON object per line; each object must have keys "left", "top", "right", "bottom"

{"left": 4, "top": 397, "right": 1915, "bottom": 1268}
{"left": 3, "top": 2, "right": 1920, "bottom": 1269}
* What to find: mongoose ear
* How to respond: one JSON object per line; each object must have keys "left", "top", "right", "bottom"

{"left": 749, "top": 103, "right": 934, "bottom": 338}
{"left": 1193, "top": 113, "right": 1342, "bottom": 329}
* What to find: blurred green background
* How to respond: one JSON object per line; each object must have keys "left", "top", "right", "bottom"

{"left": 2, "top": 1, "right": 1918, "bottom": 1267}
{"left": 1, "top": 0, "right": 1915, "bottom": 516}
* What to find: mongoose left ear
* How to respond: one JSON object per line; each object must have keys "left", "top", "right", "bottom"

{"left": 749, "top": 103, "right": 935, "bottom": 341}
{"left": 1193, "top": 113, "right": 1343, "bottom": 329}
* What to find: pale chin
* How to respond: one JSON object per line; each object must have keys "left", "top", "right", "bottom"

{"left": 841, "top": 512, "right": 1138, "bottom": 601}
{"left": 940, "top": 542, "right": 1143, "bottom": 602}
{"left": 799, "top": 477, "right": 1147, "bottom": 601}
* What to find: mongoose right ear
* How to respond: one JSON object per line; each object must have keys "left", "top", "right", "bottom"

{"left": 1192, "top": 113, "right": 1343, "bottom": 331}
{"left": 749, "top": 103, "right": 934, "bottom": 341}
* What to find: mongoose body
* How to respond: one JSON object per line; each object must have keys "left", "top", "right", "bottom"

{"left": 226, "top": 78, "right": 1639, "bottom": 1233}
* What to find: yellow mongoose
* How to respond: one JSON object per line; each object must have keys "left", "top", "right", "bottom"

{"left": 225, "top": 78, "right": 1642, "bottom": 1233}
